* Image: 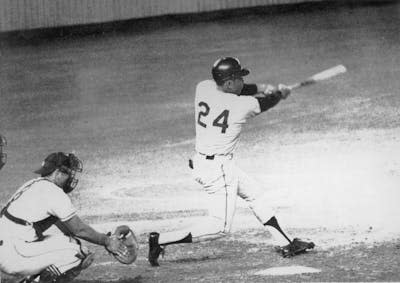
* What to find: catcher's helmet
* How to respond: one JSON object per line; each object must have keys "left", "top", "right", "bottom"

{"left": 0, "top": 135, "right": 6, "bottom": 170}
{"left": 212, "top": 57, "right": 250, "bottom": 85}
{"left": 34, "top": 152, "right": 83, "bottom": 193}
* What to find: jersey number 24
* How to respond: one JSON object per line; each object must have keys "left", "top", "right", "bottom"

{"left": 197, "top": 101, "right": 229, "bottom": 133}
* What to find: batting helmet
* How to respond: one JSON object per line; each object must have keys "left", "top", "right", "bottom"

{"left": 0, "top": 134, "right": 6, "bottom": 170}
{"left": 34, "top": 152, "right": 83, "bottom": 193}
{"left": 212, "top": 57, "right": 250, "bottom": 85}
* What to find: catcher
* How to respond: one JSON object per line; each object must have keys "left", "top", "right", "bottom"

{"left": 0, "top": 152, "right": 138, "bottom": 283}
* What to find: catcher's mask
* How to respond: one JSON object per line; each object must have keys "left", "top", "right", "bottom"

{"left": 0, "top": 135, "right": 6, "bottom": 170}
{"left": 34, "top": 152, "right": 83, "bottom": 193}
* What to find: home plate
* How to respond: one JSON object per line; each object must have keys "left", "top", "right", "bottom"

{"left": 255, "top": 265, "right": 321, "bottom": 276}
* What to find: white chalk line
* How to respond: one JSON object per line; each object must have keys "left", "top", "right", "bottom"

{"left": 254, "top": 265, "right": 321, "bottom": 276}
{"left": 163, "top": 138, "right": 194, "bottom": 148}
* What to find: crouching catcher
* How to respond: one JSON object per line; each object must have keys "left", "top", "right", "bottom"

{"left": 0, "top": 152, "right": 138, "bottom": 283}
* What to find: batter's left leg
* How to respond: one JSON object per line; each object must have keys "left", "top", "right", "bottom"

{"left": 235, "top": 166, "right": 295, "bottom": 246}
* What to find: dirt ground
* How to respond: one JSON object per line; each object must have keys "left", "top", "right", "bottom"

{"left": 1, "top": 1, "right": 400, "bottom": 282}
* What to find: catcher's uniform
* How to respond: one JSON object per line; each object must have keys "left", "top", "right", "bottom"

{"left": 0, "top": 178, "right": 86, "bottom": 277}
{"left": 190, "top": 80, "right": 275, "bottom": 237}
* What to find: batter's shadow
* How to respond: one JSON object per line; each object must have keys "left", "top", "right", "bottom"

{"left": 74, "top": 278, "right": 144, "bottom": 283}
{"left": 167, "top": 253, "right": 224, "bottom": 264}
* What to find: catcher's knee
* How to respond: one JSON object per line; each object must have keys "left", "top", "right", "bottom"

{"left": 61, "top": 252, "right": 95, "bottom": 282}
{"left": 68, "top": 237, "right": 94, "bottom": 269}
{"left": 75, "top": 245, "right": 95, "bottom": 270}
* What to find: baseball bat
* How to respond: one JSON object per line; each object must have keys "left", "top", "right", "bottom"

{"left": 288, "top": 64, "right": 347, "bottom": 91}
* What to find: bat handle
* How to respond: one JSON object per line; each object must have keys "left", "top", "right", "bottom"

{"left": 288, "top": 78, "right": 314, "bottom": 91}
{"left": 288, "top": 83, "right": 300, "bottom": 91}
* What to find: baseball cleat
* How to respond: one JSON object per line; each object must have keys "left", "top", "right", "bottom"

{"left": 275, "top": 238, "right": 315, "bottom": 258}
{"left": 148, "top": 232, "right": 165, "bottom": 267}
{"left": 18, "top": 275, "right": 40, "bottom": 283}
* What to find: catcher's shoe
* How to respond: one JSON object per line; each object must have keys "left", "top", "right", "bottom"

{"left": 18, "top": 275, "right": 40, "bottom": 283}
{"left": 275, "top": 238, "right": 315, "bottom": 258}
{"left": 37, "top": 268, "right": 58, "bottom": 283}
{"left": 148, "top": 232, "right": 165, "bottom": 267}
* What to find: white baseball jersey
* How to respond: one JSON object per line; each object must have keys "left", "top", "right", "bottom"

{"left": 195, "top": 80, "right": 261, "bottom": 155}
{"left": 0, "top": 178, "right": 83, "bottom": 277}
{"left": 190, "top": 80, "right": 275, "bottom": 239}
{"left": 0, "top": 178, "right": 76, "bottom": 242}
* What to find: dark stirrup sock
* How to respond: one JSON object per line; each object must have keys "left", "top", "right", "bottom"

{"left": 162, "top": 233, "right": 193, "bottom": 246}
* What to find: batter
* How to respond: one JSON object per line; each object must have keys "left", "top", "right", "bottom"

{"left": 148, "top": 57, "right": 314, "bottom": 266}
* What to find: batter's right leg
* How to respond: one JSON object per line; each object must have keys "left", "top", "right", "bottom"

{"left": 148, "top": 193, "right": 236, "bottom": 267}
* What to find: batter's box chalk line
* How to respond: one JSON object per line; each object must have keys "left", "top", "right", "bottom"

{"left": 254, "top": 265, "right": 321, "bottom": 276}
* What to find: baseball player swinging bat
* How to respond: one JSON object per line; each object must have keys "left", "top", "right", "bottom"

{"left": 288, "top": 64, "right": 347, "bottom": 91}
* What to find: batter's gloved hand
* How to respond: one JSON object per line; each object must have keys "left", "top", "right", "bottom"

{"left": 278, "top": 84, "right": 291, "bottom": 99}
{"left": 263, "top": 84, "right": 290, "bottom": 99}
{"left": 263, "top": 84, "right": 278, "bottom": 95}
{"left": 106, "top": 225, "right": 139, "bottom": 264}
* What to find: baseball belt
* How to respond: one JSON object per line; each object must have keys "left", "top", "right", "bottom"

{"left": 1, "top": 209, "right": 50, "bottom": 240}
{"left": 189, "top": 153, "right": 233, "bottom": 169}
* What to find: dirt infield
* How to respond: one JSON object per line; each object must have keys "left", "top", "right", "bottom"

{"left": 1, "top": 1, "right": 400, "bottom": 282}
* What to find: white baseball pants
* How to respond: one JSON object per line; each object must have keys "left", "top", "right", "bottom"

{"left": 192, "top": 152, "right": 275, "bottom": 232}
{"left": 0, "top": 234, "right": 84, "bottom": 277}
{"left": 158, "top": 153, "right": 276, "bottom": 245}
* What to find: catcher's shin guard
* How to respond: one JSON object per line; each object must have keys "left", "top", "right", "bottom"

{"left": 148, "top": 232, "right": 164, "bottom": 267}
{"left": 275, "top": 238, "right": 315, "bottom": 258}
{"left": 37, "top": 265, "right": 61, "bottom": 283}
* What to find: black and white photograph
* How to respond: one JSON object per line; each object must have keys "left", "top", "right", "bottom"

{"left": 0, "top": 0, "right": 399, "bottom": 282}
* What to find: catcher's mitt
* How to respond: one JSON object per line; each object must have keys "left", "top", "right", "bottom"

{"left": 106, "top": 225, "right": 139, "bottom": 264}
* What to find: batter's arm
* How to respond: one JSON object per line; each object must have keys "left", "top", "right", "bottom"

{"left": 256, "top": 92, "right": 282, "bottom": 112}
{"left": 240, "top": 84, "right": 258, "bottom": 96}
{"left": 241, "top": 83, "right": 279, "bottom": 96}
{"left": 256, "top": 83, "right": 291, "bottom": 112}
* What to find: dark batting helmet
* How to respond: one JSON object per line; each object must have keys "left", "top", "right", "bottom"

{"left": 211, "top": 57, "right": 250, "bottom": 85}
